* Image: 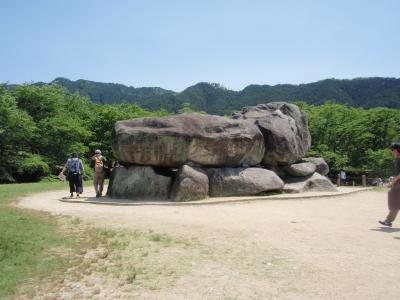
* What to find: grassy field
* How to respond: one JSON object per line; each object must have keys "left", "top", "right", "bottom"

{"left": 0, "top": 181, "right": 186, "bottom": 299}
{"left": 0, "top": 181, "right": 91, "bottom": 298}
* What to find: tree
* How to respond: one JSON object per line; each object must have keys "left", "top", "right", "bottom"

{"left": 0, "top": 86, "right": 38, "bottom": 182}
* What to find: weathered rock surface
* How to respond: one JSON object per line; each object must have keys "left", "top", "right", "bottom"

{"left": 208, "top": 167, "right": 284, "bottom": 197}
{"left": 169, "top": 165, "right": 209, "bottom": 201}
{"left": 303, "top": 157, "right": 330, "bottom": 176}
{"left": 107, "top": 104, "right": 336, "bottom": 200}
{"left": 283, "top": 173, "right": 337, "bottom": 193}
{"left": 232, "top": 102, "right": 311, "bottom": 165}
{"left": 282, "top": 162, "right": 316, "bottom": 177}
{"left": 107, "top": 166, "right": 172, "bottom": 200}
{"left": 265, "top": 164, "right": 287, "bottom": 177}
{"left": 112, "top": 113, "right": 265, "bottom": 167}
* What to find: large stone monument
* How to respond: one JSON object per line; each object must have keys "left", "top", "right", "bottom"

{"left": 108, "top": 102, "right": 337, "bottom": 201}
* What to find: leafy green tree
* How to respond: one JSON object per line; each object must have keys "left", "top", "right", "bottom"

{"left": 0, "top": 86, "right": 37, "bottom": 182}
{"left": 301, "top": 101, "right": 400, "bottom": 177}
{"left": 307, "top": 144, "right": 349, "bottom": 173}
{"left": 13, "top": 85, "right": 65, "bottom": 121}
{"left": 364, "top": 149, "right": 393, "bottom": 178}
{"left": 37, "top": 114, "right": 92, "bottom": 165}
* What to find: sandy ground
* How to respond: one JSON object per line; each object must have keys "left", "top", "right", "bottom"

{"left": 17, "top": 187, "right": 400, "bottom": 300}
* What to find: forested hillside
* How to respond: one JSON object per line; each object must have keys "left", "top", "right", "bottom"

{"left": 32, "top": 77, "right": 400, "bottom": 115}
{"left": 1, "top": 84, "right": 399, "bottom": 183}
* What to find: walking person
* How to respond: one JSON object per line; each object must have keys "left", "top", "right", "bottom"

{"left": 379, "top": 143, "right": 400, "bottom": 227}
{"left": 339, "top": 169, "right": 347, "bottom": 185}
{"left": 59, "top": 152, "right": 86, "bottom": 198}
{"left": 90, "top": 149, "right": 109, "bottom": 198}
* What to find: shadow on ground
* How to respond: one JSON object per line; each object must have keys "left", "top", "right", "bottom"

{"left": 370, "top": 227, "right": 400, "bottom": 233}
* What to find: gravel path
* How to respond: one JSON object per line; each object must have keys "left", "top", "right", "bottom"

{"left": 17, "top": 187, "right": 400, "bottom": 299}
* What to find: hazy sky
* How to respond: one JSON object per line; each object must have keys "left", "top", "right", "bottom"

{"left": 1, "top": 0, "right": 399, "bottom": 91}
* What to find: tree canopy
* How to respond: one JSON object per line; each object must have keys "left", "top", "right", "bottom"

{"left": 0, "top": 84, "right": 166, "bottom": 182}
{"left": 297, "top": 102, "right": 399, "bottom": 177}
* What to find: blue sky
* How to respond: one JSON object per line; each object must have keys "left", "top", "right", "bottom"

{"left": 1, "top": 0, "right": 399, "bottom": 91}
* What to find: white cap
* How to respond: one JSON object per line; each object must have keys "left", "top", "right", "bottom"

{"left": 95, "top": 149, "right": 101, "bottom": 154}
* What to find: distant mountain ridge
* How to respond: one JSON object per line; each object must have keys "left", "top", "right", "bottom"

{"left": 34, "top": 77, "right": 400, "bottom": 115}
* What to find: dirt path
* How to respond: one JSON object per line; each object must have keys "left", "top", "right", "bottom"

{"left": 17, "top": 188, "right": 400, "bottom": 299}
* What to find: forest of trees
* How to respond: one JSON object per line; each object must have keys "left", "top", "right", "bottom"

{"left": 0, "top": 84, "right": 167, "bottom": 183}
{"left": 1, "top": 84, "right": 399, "bottom": 183}
{"left": 30, "top": 77, "right": 400, "bottom": 115}
{"left": 297, "top": 102, "right": 398, "bottom": 179}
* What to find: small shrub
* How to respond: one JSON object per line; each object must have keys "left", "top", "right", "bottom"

{"left": 14, "top": 154, "right": 50, "bottom": 182}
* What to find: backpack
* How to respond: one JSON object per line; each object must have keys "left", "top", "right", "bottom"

{"left": 67, "top": 158, "right": 81, "bottom": 174}
{"left": 94, "top": 156, "right": 105, "bottom": 173}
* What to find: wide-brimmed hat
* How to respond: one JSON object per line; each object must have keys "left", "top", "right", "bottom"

{"left": 95, "top": 149, "right": 101, "bottom": 154}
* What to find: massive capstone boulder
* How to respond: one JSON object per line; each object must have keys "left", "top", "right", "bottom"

{"left": 111, "top": 113, "right": 265, "bottom": 168}
{"left": 107, "top": 103, "right": 336, "bottom": 201}
{"left": 107, "top": 166, "right": 172, "bottom": 200}
{"left": 232, "top": 102, "right": 311, "bottom": 165}
{"left": 208, "top": 167, "right": 284, "bottom": 197}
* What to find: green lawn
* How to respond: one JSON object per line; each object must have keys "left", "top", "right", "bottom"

{"left": 0, "top": 181, "right": 180, "bottom": 298}
{"left": 0, "top": 182, "right": 79, "bottom": 298}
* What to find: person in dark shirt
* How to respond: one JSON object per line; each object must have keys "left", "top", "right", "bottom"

{"left": 379, "top": 143, "right": 400, "bottom": 227}
{"left": 59, "top": 152, "right": 86, "bottom": 198}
